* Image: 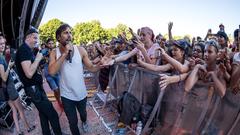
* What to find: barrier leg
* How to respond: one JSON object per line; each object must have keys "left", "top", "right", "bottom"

{"left": 226, "top": 109, "right": 240, "bottom": 135}
{"left": 201, "top": 96, "right": 221, "bottom": 135}
{"left": 103, "top": 65, "right": 119, "bottom": 108}
{"left": 142, "top": 89, "right": 165, "bottom": 134}
{"left": 191, "top": 86, "right": 214, "bottom": 135}
{"left": 127, "top": 69, "right": 137, "bottom": 93}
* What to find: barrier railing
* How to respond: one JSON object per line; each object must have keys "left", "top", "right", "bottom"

{"left": 105, "top": 63, "right": 240, "bottom": 135}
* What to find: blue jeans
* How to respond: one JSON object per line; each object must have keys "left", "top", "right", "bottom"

{"left": 62, "top": 97, "right": 87, "bottom": 135}
{"left": 46, "top": 75, "right": 59, "bottom": 91}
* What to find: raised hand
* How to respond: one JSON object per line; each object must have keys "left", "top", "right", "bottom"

{"left": 129, "top": 27, "right": 141, "bottom": 42}
{"left": 207, "top": 29, "right": 212, "bottom": 35}
{"left": 92, "top": 56, "right": 101, "bottom": 64}
{"left": 196, "top": 64, "right": 208, "bottom": 81}
{"left": 168, "top": 22, "right": 173, "bottom": 32}
{"left": 223, "top": 49, "right": 232, "bottom": 72}
{"left": 99, "top": 51, "right": 113, "bottom": 66}
{"left": 64, "top": 42, "right": 72, "bottom": 54}
{"left": 219, "top": 63, "right": 227, "bottom": 73}
{"left": 35, "top": 51, "right": 43, "bottom": 61}
{"left": 133, "top": 40, "right": 145, "bottom": 51}
{"left": 192, "top": 37, "right": 196, "bottom": 44}
{"left": 137, "top": 53, "right": 144, "bottom": 65}
{"left": 159, "top": 47, "right": 166, "bottom": 56}
{"left": 188, "top": 57, "right": 196, "bottom": 69}
{"left": 195, "top": 58, "right": 205, "bottom": 65}
{"left": 159, "top": 74, "right": 172, "bottom": 90}
{"left": 8, "top": 60, "right": 15, "bottom": 69}
{"left": 168, "top": 22, "right": 173, "bottom": 41}
{"left": 119, "top": 32, "right": 127, "bottom": 42}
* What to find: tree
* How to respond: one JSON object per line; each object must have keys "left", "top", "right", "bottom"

{"left": 228, "top": 33, "right": 233, "bottom": 43}
{"left": 39, "top": 19, "right": 132, "bottom": 45}
{"left": 39, "top": 18, "right": 63, "bottom": 43}
{"left": 173, "top": 35, "right": 183, "bottom": 40}
{"left": 106, "top": 24, "right": 131, "bottom": 40}
{"left": 163, "top": 34, "right": 168, "bottom": 40}
{"left": 73, "top": 20, "right": 108, "bottom": 45}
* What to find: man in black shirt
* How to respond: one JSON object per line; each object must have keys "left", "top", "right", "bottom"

{"left": 15, "top": 27, "right": 62, "bottom": 135}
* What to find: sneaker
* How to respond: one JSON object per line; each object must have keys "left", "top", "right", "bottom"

{"left": 82, "top": 122, "right": 88, "bottom": 133}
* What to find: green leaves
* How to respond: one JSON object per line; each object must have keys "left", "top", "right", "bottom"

{"left": 39, "top": 19, "right": 130, "bottom": 45}
{"left": 39, "top": 18, "right": 63, "bottom": 42}
{"left": 73, "top": 20, "right": 107, "bottom": 45}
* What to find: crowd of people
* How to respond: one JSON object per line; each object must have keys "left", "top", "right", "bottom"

{"left": 81, "top": 23, "right": 240, "bottom": 135}
{"left": 0, "top": 22, "right": 239, "bottom": 135}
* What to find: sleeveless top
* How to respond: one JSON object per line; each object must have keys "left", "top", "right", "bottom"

{"left": 56, "top": 46, "right": 87, "bottom": 101}
{"left": 233, "top": 52, "right": 240, "bottom": 63}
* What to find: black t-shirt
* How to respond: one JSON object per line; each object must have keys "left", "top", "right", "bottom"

{"left": 15, "top": 43, "right": 43, "bottom": 87}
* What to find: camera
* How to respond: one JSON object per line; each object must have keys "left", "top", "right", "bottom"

{"left": 39, "top": 48, "right": 49, "bottom": 57}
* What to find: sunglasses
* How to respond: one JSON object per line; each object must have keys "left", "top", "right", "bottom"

{"left": 206, "top": 40, "right": 219, "bottom": 52}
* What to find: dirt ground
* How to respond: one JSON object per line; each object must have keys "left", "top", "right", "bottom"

{"left": 0, "top": 82, "right": 112, "bottom": 135}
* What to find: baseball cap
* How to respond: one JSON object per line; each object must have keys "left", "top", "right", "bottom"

{"left": 25, "top": 26, "right": 39, "bottom": 38}
{"left": 217, "top": 31, "right": 228, "bottom": 41}
{"left": 173, "top": 39, "right": 189, "bottom": 51}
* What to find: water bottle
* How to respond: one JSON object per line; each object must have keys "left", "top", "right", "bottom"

{"left": 131, "top": 116, "right": 137, "bottom": 130}
{"left": 136, "top": 121, "right": 142, "bottom": 135}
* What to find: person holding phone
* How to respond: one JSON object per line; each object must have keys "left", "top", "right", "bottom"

{"left": 104, "top": 27, "right": 160, "bottom": 66}
{"left": 0, "top": 33, "right": 35, "bottom": 135}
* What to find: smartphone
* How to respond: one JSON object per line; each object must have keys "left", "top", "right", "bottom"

{"left": 39, "top": 48, "right": 49, "bottom": 57}
{"left": 10, "top": 48, "right": 16, "bottom": 61}
{"left": 155, "top": 49, "right": 161, "bottom": 58}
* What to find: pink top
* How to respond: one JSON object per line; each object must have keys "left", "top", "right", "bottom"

{"left": 133, "top": 43, "right": 160, "bottom": 60}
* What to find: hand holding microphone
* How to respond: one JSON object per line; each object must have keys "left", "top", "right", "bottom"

{"left": 65, "top": 41, "right": 73, "bottom": 63}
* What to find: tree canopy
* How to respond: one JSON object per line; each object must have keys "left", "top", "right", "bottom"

{"left": 72, "top": 20, "right": 108, "bottom": 45}
{"left": 39, "top": 18, "right": 64, "bottom": 42}
{"left": 39, "top": 19, "right": 189, "bottom": 45}
{"left": 39, "top": 19, "right": 131, "bottom": 45}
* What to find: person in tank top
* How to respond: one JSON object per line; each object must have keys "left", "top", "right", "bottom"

{"left": 48, "top": 24, "right": 106, "bottom": 135}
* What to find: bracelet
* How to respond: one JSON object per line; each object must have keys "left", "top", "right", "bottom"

{"left": 113, "top": 58, "right": 116, "bottom": 64}
{"left": 35, "top": 58, "right": 41, "bottom": 61}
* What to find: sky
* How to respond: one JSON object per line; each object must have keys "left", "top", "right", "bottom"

{"left": 41, "top": 0, "right": 240, "bottom": 38}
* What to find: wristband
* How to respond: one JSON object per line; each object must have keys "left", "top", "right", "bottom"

{"left": 35, "top": 58, "right": 41, "bottom": 61}
{"left": 113, "top": 58, "right": 116, "bottom": 64}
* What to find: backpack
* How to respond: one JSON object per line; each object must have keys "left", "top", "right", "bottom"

{"left": 117, "top": 91, "right": 141, "bottom": 125}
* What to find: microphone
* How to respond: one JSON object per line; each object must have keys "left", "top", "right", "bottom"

{"left": 68, "top": 50, "right": 72, "bottom": 63}
{"left": 65, "top": 40, "right": 72, "bottom": 63}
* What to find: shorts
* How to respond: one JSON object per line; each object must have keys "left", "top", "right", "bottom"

{"left": 7, "top": 86, "right": 19, "bottom": 101}
{"left": 46, "top": 75, "right": 59, "bottom": 91}
{"left": 7, "top": 77, "right": 19, "bottom": 101}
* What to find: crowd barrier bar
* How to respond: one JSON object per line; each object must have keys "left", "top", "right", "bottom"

{"left": 91, "top": 63, "right": 240, "bottom": 135}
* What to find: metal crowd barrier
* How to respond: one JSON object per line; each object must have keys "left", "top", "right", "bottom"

{"left": 104, "top": 63, "right": 240, "bottom": 135}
